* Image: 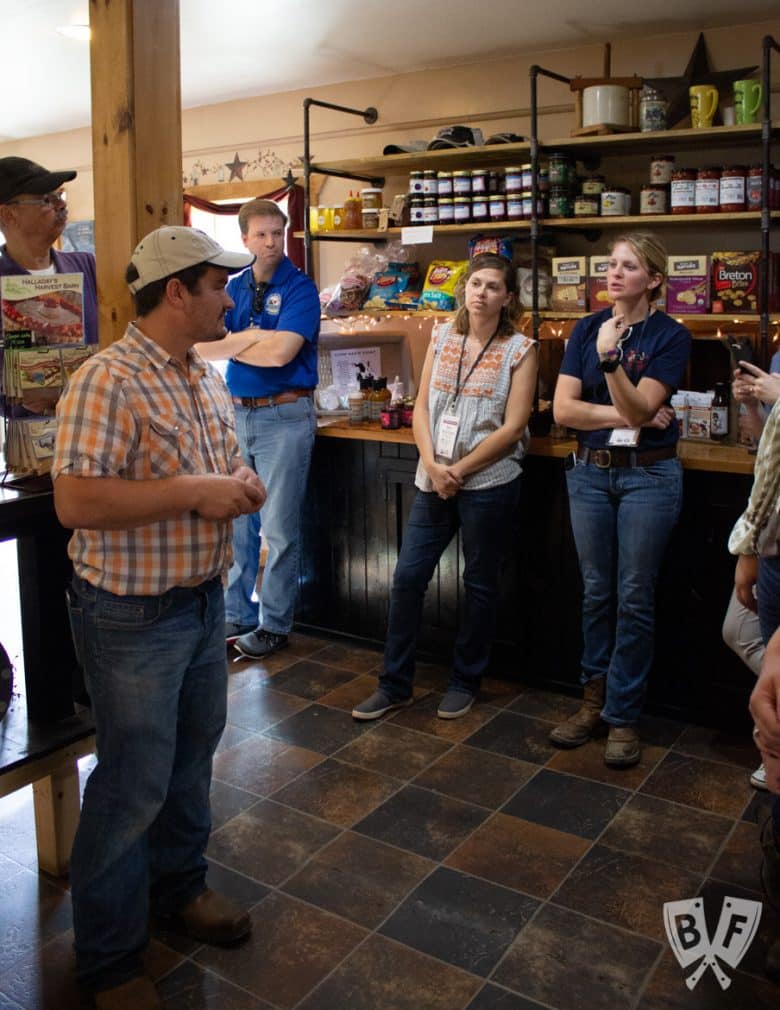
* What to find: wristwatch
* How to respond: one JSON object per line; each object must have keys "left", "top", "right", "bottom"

{"left": 597, "top": 355, "right": 621, "bottom": 373}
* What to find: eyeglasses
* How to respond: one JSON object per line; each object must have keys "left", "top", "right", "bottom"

{"left": 7, "top": 191, "right": 67, "bottom": 208}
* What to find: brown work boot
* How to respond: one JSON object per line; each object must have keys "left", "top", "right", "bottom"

{"left": 175, "top": 888, "right": 252, "bottom": 944}
{"left": 94, "top": 976, "right": 161, "bottom": 1010}
{"left": 604, "top": 725, "right": 641, "bottom": 767}
{"left": 549, "top": 677, "right": 605, "bottom": 747}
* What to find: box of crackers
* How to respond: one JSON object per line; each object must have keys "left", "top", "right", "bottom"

{"left": 551, "top": 257, "right": 587, "bottom": 313}
{"left": 666, "top": 255, "right": 709, "bottom": 314}
{"left": 588, "top": 256, "right": 612, "bottom": 312}
{"left": 711, "top": 251, "right": 780, "bottom": 314}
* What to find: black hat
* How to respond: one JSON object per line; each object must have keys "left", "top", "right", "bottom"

{"left": 427, "top": 126, "right": 484, "bottom": 150}
{"left": 484, "top": 132, "right": 527, "bottom": 145}
{"left": 0, "top": 157, "right": 77, "bottom": 204}
{"left": 382, "top": 140, "right": 428, "bottom": 155}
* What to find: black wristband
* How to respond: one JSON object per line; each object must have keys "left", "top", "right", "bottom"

{"left": 597, "top": 356, "right": 621, "bottom": 373}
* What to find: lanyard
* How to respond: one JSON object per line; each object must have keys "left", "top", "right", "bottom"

{"left": 452, "top": 324, "right": 499, "bottom": 405}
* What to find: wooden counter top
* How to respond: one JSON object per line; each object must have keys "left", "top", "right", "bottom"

{"left": 316, "top": 418, "right": 756, "bottom": 475}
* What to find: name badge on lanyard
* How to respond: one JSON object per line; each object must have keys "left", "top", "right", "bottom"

{"left": 435, "top": 412, "right": 460, "bottom": 459}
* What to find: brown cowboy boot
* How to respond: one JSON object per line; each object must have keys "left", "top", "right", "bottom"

{"left": 549, "top": 677, "right": 605, "bottom": 747}
{"left": 604, "top": 725, "right": 641, "bottom": 767}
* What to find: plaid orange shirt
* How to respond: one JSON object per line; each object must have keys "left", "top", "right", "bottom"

{"left": 52, "top": 322, "right": 242, "bottom": 596}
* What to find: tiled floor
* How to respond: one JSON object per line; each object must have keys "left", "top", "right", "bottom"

{"left": 1, "top": 632, "right": 779, "bottom": 1010}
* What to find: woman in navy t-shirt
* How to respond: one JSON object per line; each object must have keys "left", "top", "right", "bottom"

{"left": 550, "top": 233, "right": 691, "bottom": 767}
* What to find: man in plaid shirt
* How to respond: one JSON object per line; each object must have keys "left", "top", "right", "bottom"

{"left": 52, "top": 227, "right": 265, "bottom": 1010}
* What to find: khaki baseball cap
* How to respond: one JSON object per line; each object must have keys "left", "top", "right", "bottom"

{"left": 128, "top": 226, "right": 254, "bottom": 294}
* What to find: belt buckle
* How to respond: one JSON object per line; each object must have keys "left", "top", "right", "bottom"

{"left": 593, "top": 449, "right": 611, "bottom": 469}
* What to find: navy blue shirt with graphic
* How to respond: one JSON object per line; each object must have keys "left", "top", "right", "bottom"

{"left": 559, "top": 307, "right": 691, "bottom": 450}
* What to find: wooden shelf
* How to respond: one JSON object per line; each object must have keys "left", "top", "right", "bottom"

{"left": 307, "top": 125, "right": 777, "bottom": 180}
{"left": 296, "top": 210, "right": 779, "bottom": 243}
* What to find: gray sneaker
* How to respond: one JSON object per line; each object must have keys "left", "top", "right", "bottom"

{"left": 352, "top": 690, "right": 413, "bottom": 721}
{"left": 234, "top": 628, "right": 289, "bottom": 660}
{"left": 437, "top": 689, "right": 475, "bottom": 719}
{"left": 225, "top": 622, "right": 256, "bottom": 645}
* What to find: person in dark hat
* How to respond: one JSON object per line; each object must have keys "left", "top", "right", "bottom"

{"left": 0, "top": 156, "right": 97, "bottom": 343}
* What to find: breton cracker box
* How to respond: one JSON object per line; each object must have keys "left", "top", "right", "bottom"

{"left": 551, "top": 257, "right": 587, "bottom": 312}
{"left": 666, "top": 255, "right": 710, "bottom": 314}
{"left": 588, "top": 256, "right": 612, "bottom": 311}
{"left": 711, "top": 251, "right": 780, "bottom": 313}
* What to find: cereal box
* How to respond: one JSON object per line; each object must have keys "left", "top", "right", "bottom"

{"left": 666, "top": 255, "right": 709, "bottom": 314}
{"left": 551, "top": 257, "right": 587, "bottom": 313}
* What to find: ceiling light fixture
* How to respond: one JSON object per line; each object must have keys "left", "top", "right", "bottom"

{"left": 57, "top": 24, "right": 91, "bottom": 42}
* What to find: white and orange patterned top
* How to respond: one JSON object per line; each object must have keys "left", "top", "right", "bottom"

{"left": 415, "top": 321, "right": 536, "bottom": 492}
{"left": 52, "top": 322, "right": 242, "bottom": 596}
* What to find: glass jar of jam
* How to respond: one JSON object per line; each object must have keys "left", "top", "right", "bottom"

{"left": 695, "top": 167, "right": 720, "bottom": 212}
{"left": 380, "top": 405, "right": 400, "bottom": 430}
{"left": 437, "top": 197, "right": 454, "bottom": 224}
{"left": 504, "top": 167, "right": 523, "bottom": 193}
{"left": 601, "top": 187, "right": 627, "bottom": 216}
{"left": 581, "top": 175, "right": 606, "bottom": 196}
{"left": 453, "top": 196, "right": 471, "bottom": 223}
{"left": 747, "top": 165, "right": 763, "bottom": 210}
{"left": 453, "top": 170, "right": 471, "bottom": 195}
{"left": 640, "top": 184, "right": 668, "bottom": 215}
{"left": 650, "top": 155, "right": 675, "bottom": 185}
{"left": 422, "top": 197, "right": 438, "bottom": 224}
{"left": 488, "top": 194, "right": 506, "bottom": 221}
{"left": 471, "top": 170, "right": 488, "bottom": 195}
{"left": 471, "top": 195, "right": 489, "bottom": 223}
{"left": 506, "top": 194, "right": 523, "bottom": 220}
{"left": 437, "top": 171, "right": 453, "bottom": 196}
{"left": 720, "top": 165, "right": 747, "bottom": 211}
{"left": 421, "top": 171, "right": 437, "bottom": 195}
{"left": 521, "top": 164, "right": 533, "bottom": 190}
{"left": 574, "top": 193, "right": 600, "bottom": 216}
{"left": 548, "top": 152, "right": 571, "bottom": 187}
{"left": 409, "top": 195, "right": 424, "bottom": 224}
{"left": 548, "top": 186, "right": 571, "bottom": 218}
{"left": 670, "top": 169, "right": 696, "bottom": 213}
{"left": 521, "top": 191, "right": 545, "bottom": 219}
{"left": 408, "top": 170, "right": 424, "bottom": 195}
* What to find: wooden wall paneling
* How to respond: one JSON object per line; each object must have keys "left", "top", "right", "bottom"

{"left": 89, "top": 0, "right": 182, "bottom": 346}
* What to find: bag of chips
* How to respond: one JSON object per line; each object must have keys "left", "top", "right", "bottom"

{"left": 419, "top": 260, "right": 468, "bottom": 311}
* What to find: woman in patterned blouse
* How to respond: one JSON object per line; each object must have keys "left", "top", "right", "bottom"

{"left": 353, "top": 253, "right": 538, "bottom": 722}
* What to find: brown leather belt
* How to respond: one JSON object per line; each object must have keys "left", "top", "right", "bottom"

{"left": 232, "top": 389, "right": 312, "bottom": 409}
{"left": 576, "top": 444, "right": 677, "bottom": 469}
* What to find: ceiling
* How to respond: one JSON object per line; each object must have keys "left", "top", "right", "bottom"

{"left": 1, "top": 0, "right": 778, "bottom": 143}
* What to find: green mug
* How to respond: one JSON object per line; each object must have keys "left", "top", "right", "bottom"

{"left": 734, "top": 79, "right": 762, "bottom": 124}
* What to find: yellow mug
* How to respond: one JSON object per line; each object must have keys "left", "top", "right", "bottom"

{"left": 734, "top": 79, "right": 763, "bottom": 124}
{"left": 689, "top": 85, "right": 719, "bottom": 128}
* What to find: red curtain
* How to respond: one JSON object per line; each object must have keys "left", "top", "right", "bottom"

{"left": 183, "top": 182, "right": 305, "bottom": 271}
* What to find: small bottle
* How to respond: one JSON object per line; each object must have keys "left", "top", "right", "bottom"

{"left": 343, "top": 191, "right": 362, "bottom": 229}
{"left": 369, "top": 377, "right": 391, "bottom": 421}
{"left": 360, "top": 376, "right": 374, "bottom": 420}
{"left": 710, "top": 382, "right": 729, "bottom": 441}
{"left": 347, "top": 387, "right": 364, "bottom": 426}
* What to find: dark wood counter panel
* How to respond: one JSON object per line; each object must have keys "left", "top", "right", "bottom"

{"left": 300, "top": 428, "right": 756, "bottom": 729}
{"left": 316, "top": 418, "right": 757, "bottom": 475}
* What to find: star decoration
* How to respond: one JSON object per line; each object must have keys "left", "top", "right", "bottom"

{"left": 225, "top": 152, "right": 248, "bottom": 181}
{"left": 643, "top": 33, "right": 757, "bottom": 129}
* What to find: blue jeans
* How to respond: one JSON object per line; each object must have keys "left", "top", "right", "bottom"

{"left": 226, "top": 397, "right": 316, "bottom": 632}
{"left": 67, "top": 575, "right": 227, "bottom": 992}
{"left": 380, "top": 476, "right": 522, "bottom": 699}
{"left": 565, "top": 456, "right": 683, "bottom": 726}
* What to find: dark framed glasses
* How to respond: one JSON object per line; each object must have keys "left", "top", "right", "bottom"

{"left": 252, "top": 282, "right": 269, "bottom": 316}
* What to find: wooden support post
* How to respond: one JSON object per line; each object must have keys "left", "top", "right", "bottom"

{"left": 33, "top": 762, "right": 82, "bottom": 877}
{"left": 89, "top": 0, "right": 183, "bottom": 346}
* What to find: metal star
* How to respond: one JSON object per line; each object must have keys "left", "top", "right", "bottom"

{"left": 225, "top": 153, "right": 248, "bottom": 181}
{"left": 643, "top": 32, "right": 757, "bottom": 129}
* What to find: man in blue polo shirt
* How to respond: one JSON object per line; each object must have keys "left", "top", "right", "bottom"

{"left": 197, "top": 199, "right": 319, "bottom": 658}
